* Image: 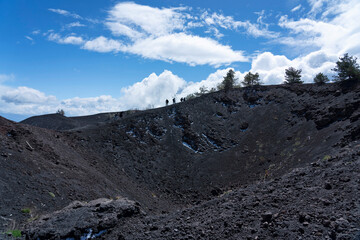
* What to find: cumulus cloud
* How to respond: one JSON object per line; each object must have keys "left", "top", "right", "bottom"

{"left": 0, "top": 85, "right": 59, "bottom": 115}
{"left": 120, "top": 70, "right": 186, "bottom": 109}
{"left": 1, "top": 86, "right": 57, "bottom": 104}
{"left": 177, "top": 68, "right": 244, "bottom": 98}
{"left": 106, "top": 2, "right": 185, "bottom": 38}
{"left": 279, "top": 0, "right": 360, "bottom": 57}
{"left": 126, "top": 33, "right": 247, "bottom": 66}
{"left": 82, "top": 36, "right": 123, "bottom": 53}
{"left": 45, "top": 2, "right": 259, "bottom": 66}
{"left": 250, "top": 0, "right": 360, "bottom": 85}
{"left": 60, "top": 95, "right": 122, "bottom": 116}
{"left": 249, "top": 51, "right": 337, "bottom": 85}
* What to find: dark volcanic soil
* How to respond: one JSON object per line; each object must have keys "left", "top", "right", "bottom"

{"left": 0, "top": 82, "right": 359, "bottom": 239}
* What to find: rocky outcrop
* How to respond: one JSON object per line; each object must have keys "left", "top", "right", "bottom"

{"left": 25, "top": 198, "right": 140, "bottom": 240}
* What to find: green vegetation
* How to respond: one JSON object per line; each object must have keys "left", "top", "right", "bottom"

{"left": 48, "top": 192, "right": 55, "bottom": 198}
{"left": 179, "top": 53, "right": 358, "bottom": 105}
{"left": 284, "top": 67, "right": 303, "bottom": 84}
{"left": 314, "top": 72, "right": 330, "bottom": 85}
{"left": 323, "top": 155, "right": 332, "bottom": 161}
{"left": 21, "top": 208, "right": 31, "bottom": 214}
{"left": 218, "top": 69, "right": 236, "bottom": 91}
{"left": 5, "top": 229, "right": 22, "bottom": 238}
{"left": 332, "top": 53, "right": 360, "bottom": 83}
{"left": 242, "top": 71, "right": 261, "bottom": 87}
{"left": 56, "top": 109, "right": 65, "bottom": 116}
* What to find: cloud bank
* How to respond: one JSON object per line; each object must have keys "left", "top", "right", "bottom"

{"left": 3, "top": 0, "right": 359, "bottom": 118}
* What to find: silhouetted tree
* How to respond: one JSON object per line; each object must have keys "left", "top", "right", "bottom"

{"left": 284, "top": 67, "right": 303, "bottom": 84}
{"left": 314, "top": 72, "right": 330, "bottom": 85}
{"left": 56, "top": 109, "right": 65, "bottom": 116}
{"left": 242, "top": 72, "right": 261, "bottom": 87}
{"left": 199, "top": 86, "right": 208, "bottom": 94}
{"left": 332, "top": 53, "right": 360, "bottom": 82}
{"left": 166, "top": 99, "right": 169, "bottom": 106}
{"left": 218, "top": 69, "right": 236, "bottom": 91}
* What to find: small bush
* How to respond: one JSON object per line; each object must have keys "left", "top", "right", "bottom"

{"left": 21, "top": 208, "right": 31, "bottom": 214}
{"left": 6, "top": 230, "right": 22, "bottom": 238}
{"left": 56, "top": 109, "right": 65, "bottom": 116}
{"left": 314, "top": 72, "right": 330, "bottom": 85}
{"left": 48, "top": 192, "right": 55, "bottom": 198}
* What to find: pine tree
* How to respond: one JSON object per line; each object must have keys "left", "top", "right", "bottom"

{"left": 284, "top": 67, "right": 303, "bottom": 84}
{"left": 332, "top": 53, "right": 360, "bottom": 82}
{"left": 242, "top": 72, "right": 261, "bottom": 87}
{"left": 313, "top": 72, "right": 330, "bottom": 85}
{"left": 218, "top": 69, "right": 236, "bottom": 91}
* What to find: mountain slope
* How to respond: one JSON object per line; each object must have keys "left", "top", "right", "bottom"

{"left": 0, "top": 82, "right": 359, "bottom": 239}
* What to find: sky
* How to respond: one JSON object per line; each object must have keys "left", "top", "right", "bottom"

{"left": 1, "top": 0, "right": 360, "bottom": 121}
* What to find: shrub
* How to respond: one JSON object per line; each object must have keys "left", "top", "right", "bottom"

{"left": 314, "top": 72, "right": 330, "bottom": 85}
{"left": 6, "top": 230, "right": 22, "bottom": 237}
{"left": 21, "top": 208, "right": 31, "bottom": 214}
{"left": 242, "top": 72, "right": 261, "bottom": 87}
{"left": 56, "top": 109, "right": 65, "bottom": 116}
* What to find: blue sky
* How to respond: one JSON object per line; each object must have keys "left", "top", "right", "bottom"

{"left": 1, "top": 0, "right": 360, "bottom": 121}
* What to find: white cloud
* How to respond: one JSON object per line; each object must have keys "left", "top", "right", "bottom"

{"left": 32, "top": 30, "right": 41, "bottom": 35}
{"left": 201, "top": 11, "right": 279, "bottom": 39}
{"left": 25, "top": 36, "right": 33, "bottom": 41}
{"left": 291, "top": 4, "right": 302, "bottom": 12}
{"left": 48, "top": 33, "right": 84, "bottom": 45}
{"left": 249, "top": 51, "right": 337, "bottom": 85}
{"left": 126, "top": 33, "right": 247, "bottom": 66}
{"left": 45, "top": 2, "right": 252, "bottom": 66}
{"left": 60, "top": 95, "right": 122, "bottom": 115}
{"left": 106, "top": 2, "right": 185, "bottom": 37}
{"left": 120, "top": 70, "right": 186, "bottom": 109}
{"left": 66, "top": 22, "right": 86, "bottom": 28}
{"left": 48, "top": 8, "right": 82, "bottom": 19}
{"left": 82, "top": 36, "right": 123, "bottom": 53}
{"left": 177, "top": 68, "right": 244, "bottom": 98}
{"left": 105, "top": 22, "right": 144, "bottom": 40}
{"left": 0, "top": 74, "right": 15, "bottom": 83}
{"left": 61, "top": 36, "right": 84, "bottom": 45}
{"left": 279, "top": 0, "right": 360, "bottom": 57}
{"left": 1, "top": 86, "right": 56, "bottom": 105}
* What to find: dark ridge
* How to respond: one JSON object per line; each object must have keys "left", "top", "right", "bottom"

{"left": 0, "top": 82, "right": 359, "bottom": 239}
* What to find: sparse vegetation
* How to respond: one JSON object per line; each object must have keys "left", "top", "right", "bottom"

{"left": 5, "top": 229, "right": 22, "bottom": 238}
{"left": 284, "top": 67, "right": 303, "bottom": 84}
{"left": 242, "top": 72, "right": 261, "bottom": 87}
{"left": 185, "top": 86, "right": 216, "bottom": 100}
{"left": 218, "top": 69, "right": 236, "bottom": 91}
{"left": 332, "top": 53, "right": 360, "bottom": 83}
{"left": 314, "top": 72, "right": 330, "bottom": 85}
{"left": 48, "top": 192, "right": 55, "bottom": 198}
{"left": 21, "top": 208, "right": 31, "bottom": 214}
{"left": 56, "top": 109, "right": 65, "bottom": 116}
